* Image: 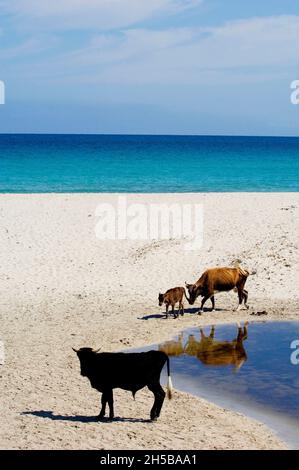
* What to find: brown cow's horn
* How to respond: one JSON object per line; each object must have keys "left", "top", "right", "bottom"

{"left": 72, "top": 347, "right": 78, "bottom": 353}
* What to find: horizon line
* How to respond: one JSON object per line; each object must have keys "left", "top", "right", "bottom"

{"left": 0, "top": 132, "right": 299, "bottom": 139}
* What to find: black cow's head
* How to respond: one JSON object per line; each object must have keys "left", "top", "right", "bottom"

{"left": 185, "top": 282, "right": 202, "bottom": 305}
{"left": 158, "top": 293, "right": 164, "bottom": 306}
{"left": 72, "top": 347, "right": 101, "bottom": 376}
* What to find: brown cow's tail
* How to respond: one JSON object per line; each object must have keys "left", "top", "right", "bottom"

{"left": 166, "top": 356, "right": 173, "bottom": 400}
{"left": 238, "top": 267, "right": 257, "bottom": 277}
{"left": 238, "top": 266, "right": 250, "bottom": 277}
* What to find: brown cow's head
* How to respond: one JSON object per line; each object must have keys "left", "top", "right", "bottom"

{"left": 185, "top": 282, "right": 202, "bottom": 305}
{"left": 158, "top": 293, "right": 164, "bottom": 306}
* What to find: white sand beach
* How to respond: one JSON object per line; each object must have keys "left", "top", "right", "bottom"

{"left": 0, "top": 192, "right": 298, "bottom": 450}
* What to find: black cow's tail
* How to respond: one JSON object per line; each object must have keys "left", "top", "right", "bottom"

{"left": 166, "top": 356, "right": 173, "bottom": 400}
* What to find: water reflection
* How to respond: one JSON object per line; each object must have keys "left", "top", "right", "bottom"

{"left": 132, "top": 321, "right": 299, "bottom": 448}
{"left": 159, "top": 324, "right": 248, "bottom": 371}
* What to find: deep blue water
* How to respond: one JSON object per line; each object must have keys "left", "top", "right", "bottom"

{"left": 0, "top": 134, "right": 298, "bottom": 192}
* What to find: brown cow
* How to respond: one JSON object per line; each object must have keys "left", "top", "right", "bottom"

{"left": 185, "top": 266, "right": 252, "bottom": 314}
{"left": 158, "top": 287, "right": 188, "bottom": 319}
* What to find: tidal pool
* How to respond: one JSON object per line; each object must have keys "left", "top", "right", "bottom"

{"left": 134, "top": 321, "right": 299, "bottom": 449}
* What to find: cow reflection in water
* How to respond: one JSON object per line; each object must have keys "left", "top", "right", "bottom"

{"left": 158, "top": 333, "right": 184, "bottom": 357}
{"left": 159, "top": 323, "right": 248, "bottom": 372}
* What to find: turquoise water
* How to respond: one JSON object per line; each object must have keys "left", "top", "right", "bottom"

{"left": 0, "top": 134, "right": 298, "bottom": 192}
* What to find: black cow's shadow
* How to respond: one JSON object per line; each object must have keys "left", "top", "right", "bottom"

{"left": 22, "top": 410, "right": 150, "bottom": 424}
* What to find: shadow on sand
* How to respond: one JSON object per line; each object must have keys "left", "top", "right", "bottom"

{"left": 140, "top": 307, "right": 227, "bottom": 320}
{"left": 22, "top": 410, "right": 150, "bottom": 424}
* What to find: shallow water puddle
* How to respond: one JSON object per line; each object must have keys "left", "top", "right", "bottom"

{"left": 133, "top": 321, "right": 299, "bottom": 449}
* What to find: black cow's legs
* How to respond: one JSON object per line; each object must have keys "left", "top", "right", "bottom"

{"left": 98, "top": 392, "right": 107, "bottom": 420}
{"left": 98, "top": 390, "right": 114, "bottom": 420}
{"left": 107, "top": 389, "right": 114, "bottom": 420}
{"left": 155, "top": 384, "right": 166, "bottom": 417}
{"left": 148, "top": 383, "right": 166, "bottom": 421}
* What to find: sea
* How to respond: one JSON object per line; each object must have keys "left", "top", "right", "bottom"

{"left": 0, "top": 134, "right": 298, "bottom": 192}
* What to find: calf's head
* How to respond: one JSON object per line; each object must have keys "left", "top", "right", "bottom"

{"left": 158, "top": 293, "right": 165, "bottom": 306}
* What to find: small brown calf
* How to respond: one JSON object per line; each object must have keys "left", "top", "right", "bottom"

{"left": 158, "top": 287, "right": 187, "bottom": 319}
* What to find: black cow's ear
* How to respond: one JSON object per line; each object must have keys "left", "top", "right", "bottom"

{"left": 72, "top": 347, "right": 78, "bottom": 353}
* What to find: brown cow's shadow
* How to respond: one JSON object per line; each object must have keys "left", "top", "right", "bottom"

{"left": 183, "top": 307, "right": 227, "bottom": 314}
{"left": 140, "top": 307, "right": 228, "bottom": 320}
{"left": 22, "top": 410, "right": 150, "bottom": 423}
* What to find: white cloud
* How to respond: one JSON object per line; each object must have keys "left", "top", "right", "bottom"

{"left": 192, "top": 15, "right": 299, "bottom": 69}
{"left": 42, "top": 15, "right": 299, "bottom": 85}
{"left": 67, "top": 28, "right": 198, "bottom": 67}
{"left": 2, "top": 14, "right": 299, "bottom": 89}
{"left": 0, "top": 38, "right": 57, "bottom": 60}
{"left": 1, "top": 0, "right": 201, "bottom": 30}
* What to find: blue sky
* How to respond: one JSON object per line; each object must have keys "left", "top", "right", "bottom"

{"left": 0, "top": 0, "right": 299, "bottom": 135}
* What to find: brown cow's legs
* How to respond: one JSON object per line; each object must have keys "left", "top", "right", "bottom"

{"left": 198, "top": 295, "right": 209, "bottom": 314}
{"left": 235, "top": 288, "right": 244, "bottom": 311}
{"left": 210, "top": 295, "right": 215, "bottom": 311}
{"left": 243, "top": 289, "right": 249, "bottom": 308}
{"left": 236, "top": 277, "right": 249, "bottom": 310}
{"left": 236, "top": 288, "right": 249, "bottom": 311}
{"left": 165, "top": 304, "right": 169, "bottom": 319}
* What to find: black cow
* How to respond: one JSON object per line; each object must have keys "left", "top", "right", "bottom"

{"left": 72, "top": 348, "right": 173, "bottom": 421}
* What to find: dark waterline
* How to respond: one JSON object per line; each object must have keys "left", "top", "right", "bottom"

{"left": 0, "top": 134, "right": 298, "bottom": 192}
{"left": 132, "top": 321, "right": 299, "bottom": 449}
